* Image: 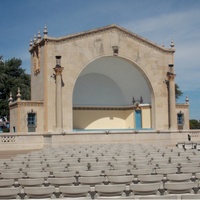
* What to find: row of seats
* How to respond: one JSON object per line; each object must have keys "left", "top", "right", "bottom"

{"left": 1, "top": 173, "right": 200, "bottom": 187}
{"left": 0, "top": 143, "right": 200, "bottom": 199}
{"left": 1, "top": 182, "right": 200, "bottom": 199}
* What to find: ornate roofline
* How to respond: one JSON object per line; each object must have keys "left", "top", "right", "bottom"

{"left": 9, "top": 101, "right": 43, "bottom": 109}
{"left": 30, "top": 24, "right": 175, "bottom": 54}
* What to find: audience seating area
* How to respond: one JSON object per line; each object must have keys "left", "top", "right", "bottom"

{"left": 0, "top": 143, "right": 200, "bottom": 199}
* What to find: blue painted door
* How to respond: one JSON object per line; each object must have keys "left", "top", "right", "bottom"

{"left": 135, "top": 110, "right": 142, "bottom": 129}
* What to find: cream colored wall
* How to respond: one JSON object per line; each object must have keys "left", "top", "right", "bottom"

{"left": 10, "top": 102, "right": 44, "bottom": 133}
{"left": 19, "top": 106, "right": 44, "bottom": 133}
{"left": 125, "top": 110, "right": 134, "bottom": 128}
{"left": 176, "top": 104, "right": 190, "bottom": 130}
{"left": 9, "top": 106, "right": 18, "bottom": 133}
{"left": 73, "top": 109, "right": 137, "bottom": 129}
{"left": 31, "top": 47, "right": 45, "bottom": 101}
{"left": 73, "top": 110, "right": 128, "bottom": 129}
{"left": 142, "top": 108, "right": 151, "bottom": 129}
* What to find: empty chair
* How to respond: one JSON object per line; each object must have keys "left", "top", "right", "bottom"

{"left": 59, "top": 185, "right": 91, "bottom": 198}
{"left": 90, "top": 165, "right": 111, "bottom": 171}
{"left": 47, "top": 163, "right": 67, "bottom": 168}
{"left": 22, "top": 167, "right": 44, "bottom": 174}
{"left": 45, "top": 166, "right": 66, "bottom": 173}
{"left": 1, "top": 172, "right": 24, "bottom": 181}
{"left": 181, "top": 167, "right": 200, "bottom": 175}
{"left": 157, "top": 163, "right": 178, "bottom": 169}
{"left": 184, "top": 142, "right": 194, "bottom": 150}
{"left": 67, "top": 165, "right": 88, "bottom": 172}
{"left": 113, "top": 164, "right": 133, "bottom": 170}
{"left": 24, "top": 186, "right": 55, "bottom": 199}
{"left": 0, "top": 187, "right": 20, "bottom": 199}
{"left": 129, "top": 183, "right": 161, "bottom": 196}
{"left": 18, "top": 178, "right": 44, "bottom": 187}
{"left": 27, "top": 163, "right": 46, "bottom": 168}
{"left": 164, "top": 182, "right": 196, "bottom": 195}
{"left": 94, "top": 184, "right": 126, "bottom": 198}
{"left": 105, "top": 169, "right": 128, "bottom": 176}
{"left": 53, "top": 171, "right": 76, "bottom": 178}
{"left": 180, "top": 162, "right": 199, "bottom": 168}
{"left": 0, "top": 179, "right": 14, "bottom": 188}
{"left": 47, "top": 177, "right": 76, "bottom": 187}
{"left": 79, "top": 170, "right": 102, "bottom": 177}
{"left": 155, "top": 168, "right": 178, "bottom": 176}
{"left": 138, "top": 174, "right": 164, "bottom": 183}
{"left": 0, "top": 168, "right": 21, "bottom": 173}
{"left": 108, "top": 175, "right": 134, "bottom": 185}
{"left": 79, "top": 176, "right": 105, "bottom": 186}
{"left": 195, "top": 172, "right": 200, "bottom": 180}
{"left": 27, "top": 172, "right": 50, "bottom": 179}
{"left": 130, "top": 169, "right": 153, "bottom": 179}
{"left": 167, "top": 173, "right": 192, "bottom": 182}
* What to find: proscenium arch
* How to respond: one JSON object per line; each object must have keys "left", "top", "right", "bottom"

{"left": 72, "top": 56, "right": 155, "bottom": 129}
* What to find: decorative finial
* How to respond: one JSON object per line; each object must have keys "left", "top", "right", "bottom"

{"left": 185, "top": 95, "right": 189, "bottom": 104}
{"left": 37, "top": 30, "right": 41, "bottom": 42}
{"left": 43, "top": 25, "right": 48, "bottom": 37}
{"left": 8, "top": 92, "right": 13, "bottom": 105}
{"left": 29, "top": 39, "right": 33, "bottom": 47}
{"left": 170, "top": 40, "right": 175, "bottom": 48}
{"left": 16, "top": 87, "right": 21, "bottom": 101}
{"left": 140, "top": 96, "right": 143, "bottom": 104}
{"left": 132, "top": 96, "right": 135, "bottom": 105}
{"left": 33, "top": 34, "right": 37, "bottom": 43}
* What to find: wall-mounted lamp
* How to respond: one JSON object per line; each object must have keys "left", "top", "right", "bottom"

{"left": 112, "top": 46, "right": 119, "bottom": 55}
{"left": 55, "top": 56, "right": 61, "bottom": 68}
{"left": 168, "top": 64, "right": 174, "bottom": 73}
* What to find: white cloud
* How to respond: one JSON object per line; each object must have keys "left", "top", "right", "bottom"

{"left": 122, "top": 8, "right": 200, "bottom": 92}
{"left": 123, "top": 8, "right": 200, "bottom": 44}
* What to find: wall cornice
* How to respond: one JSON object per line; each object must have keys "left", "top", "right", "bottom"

{"left": 31, "top": 24, "right": 174, "bottom": 54}
{"left": 9, "top": 101, "right": 43, "bottom": 109}
{"left": 73, "top": 104, "right": 151, "bottom": 111}
{"left": 176, "top": 103, "right": 189, "bottom": 109}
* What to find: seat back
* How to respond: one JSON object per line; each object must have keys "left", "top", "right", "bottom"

{"left": 79, "top": 176, "right": 105, "bottom": 186}
{"left": 48, "top": 177, "right": 76, "bottom": 186}
{"left": 59, "top": 185, "right": 91, "bottom": 198}
{"left": 24, "top": 186, "right": 55, "bottom": 199}
{"left": 138, "top": 174, "right": 163, "bottom": 183}
{"left": 0, "top": 187, "right": 20, "bottom": 199}
{"left": 108, "top": 175, "right": 134, "bottom": 185}
{"left": 129, "top": 182, "right": 161, "bottom": 195}
{"left": 164, "top": 182, "right": 195, "bottom": 194}
{"left": 18, "top": 178, "right": 44, "bottom": 187}
{"left": 95, "top": 184, "right": 126, "bottom": 198}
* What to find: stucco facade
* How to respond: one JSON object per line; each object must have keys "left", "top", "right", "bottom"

{"left": 9, "top": 24, "right": 189, "bottom": 133}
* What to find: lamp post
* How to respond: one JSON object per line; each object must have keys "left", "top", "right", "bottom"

{"left": 53, "top": 56, "right": 64, "bottom": 132}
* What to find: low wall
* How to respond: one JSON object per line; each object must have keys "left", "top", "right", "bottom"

{"left": 0, "top": 130, "right": 199, "bottom": 152}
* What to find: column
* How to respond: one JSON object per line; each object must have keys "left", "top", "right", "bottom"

{"left": 54, "top": 57, "right": 64, "bottom": 132}
{"left": 167, "top": 72, "right": 177, "bottom": 130}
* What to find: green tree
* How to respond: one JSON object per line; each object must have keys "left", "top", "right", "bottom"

{"left": 190, "top": 119, "right": 200, "bottom": 129}
{"left": 175, "top": 83, "right": 183, "bottom": 100}
{"left": 0, "top": 56, "right": 30, "bottom": 118}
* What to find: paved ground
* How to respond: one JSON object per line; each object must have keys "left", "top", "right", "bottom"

{"left": 0, "top": 149, "right": 37, "bottom": 159}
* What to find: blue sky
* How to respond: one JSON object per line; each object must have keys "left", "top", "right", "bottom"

{"left": 0, "top": 0, "right": 200, "bottom": 120}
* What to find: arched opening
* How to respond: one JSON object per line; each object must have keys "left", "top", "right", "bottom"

{"left": 73, "top": 56, "right": 152, "bottom": 130}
